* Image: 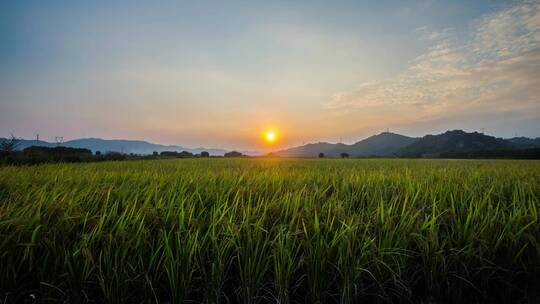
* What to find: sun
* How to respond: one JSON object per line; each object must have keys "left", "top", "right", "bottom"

{"left": 264, "top": 130, "right": 278, "bottom": 144}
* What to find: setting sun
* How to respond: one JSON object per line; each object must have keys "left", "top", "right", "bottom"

{"left": 264, "top": 130, "right": 278, "bottom": 144}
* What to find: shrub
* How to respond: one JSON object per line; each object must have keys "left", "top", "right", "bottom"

{"left": 224, "top": 151, "right": 243, "bottom": 157}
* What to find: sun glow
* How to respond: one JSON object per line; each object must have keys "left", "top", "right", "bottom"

{"left": 264, "top": 130, "right": 278, "bottom": 144}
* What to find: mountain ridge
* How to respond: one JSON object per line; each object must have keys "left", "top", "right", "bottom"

{"left": 3, "top": 130, "right": 540, "bottom": 157}
{"left": 4, "top": 137, "right": 233, "bottom": 156}
{"left": 275, "top": 130, "right": 540, "bottom": 157}
{"left": 276, "top": 132, "right": 419, "bottom": 157}
{"left": 399, "top": 130, "right": 512, "bottom": 157}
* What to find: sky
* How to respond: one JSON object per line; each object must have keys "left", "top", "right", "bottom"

{"left": 1, "top": 0, "right": 539, "bottom": 151}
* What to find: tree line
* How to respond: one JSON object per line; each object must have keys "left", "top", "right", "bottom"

{"left": 0, "top": 136, "right": 247, "bottom": 166}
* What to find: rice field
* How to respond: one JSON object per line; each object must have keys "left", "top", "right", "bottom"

{"left": 0, "top": 158, "right": 538, "bottom": 303}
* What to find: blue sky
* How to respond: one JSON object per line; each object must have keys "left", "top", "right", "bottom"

{"left": 1, "top": 0, "right": 539, "bottom": 150}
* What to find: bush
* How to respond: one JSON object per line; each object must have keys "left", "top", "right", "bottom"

{"left": 101, "top": 151, "right": 128, "bottom": 161}
{"left": 21, "top": 146, "right": 93, "bottom": 164}
{"left": 224, "top": 151, "right": 243, "bottom": 157}
{"left": 160, "top": 151, "right": 194, "bottom": 158}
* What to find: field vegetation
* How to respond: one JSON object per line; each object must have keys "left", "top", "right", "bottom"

{"left": 0, "top": 159, "right": 538, "bottom": 303}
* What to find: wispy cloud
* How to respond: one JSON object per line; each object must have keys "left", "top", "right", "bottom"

{"left": 415, "top": 25, "right": 451, "bottom": 41}
{"left": 326, "top": 1, "right": 540, "bottom": 123}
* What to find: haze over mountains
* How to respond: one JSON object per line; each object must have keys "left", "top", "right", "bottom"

{"left": 4, "top": 130, "right": 540, "bottom": 158}
{"left": 8, "top": 138, "right": 231, "bottom": 156}
{"left": 276, "top": 130, "right": 540, "bottom": 158}
{"left": 277, "top": 132, "right": 418, "bottom": 157}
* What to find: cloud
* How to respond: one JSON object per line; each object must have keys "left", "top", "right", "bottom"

{"left": 415, "top": 26, "right": 451, "bottom": 41}
{"left": 326, "top": 1, "right": 540, "bottom": 123}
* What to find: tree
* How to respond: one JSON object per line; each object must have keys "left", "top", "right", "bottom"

{"left": 104, "top": 151, "right": 127, "bottom": 161}
{"left": 0, "top": 134, "right": 20, "bottom": 153}
{"left": 318, "top": 152, "right": 325, "bottom": 158}
{"left": 152, "top": 151, "right": 159, "bottom": 156}
{"left": 161, "top": 151, "right": 179, "bottom": 157}
{"left": 224, "top": 151, "right": 243, "bottom": 157}
{"left": 95, "top": 150, "right": 102, "bottom": 156}
{"left": 23, "top": 146, "right": 93, "bottom": 163}
{"left": 340, "top": 152, "right": 349, "bottom": 158}
{"left": 178, "top": 151, "right": 194, "bottom": 158}
{"left": 200, "top": 151, "right": 210, "bottom": 158}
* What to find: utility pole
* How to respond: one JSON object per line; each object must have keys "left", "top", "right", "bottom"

{"left": 36, "top": 133, "right": 39, "bottom": 144}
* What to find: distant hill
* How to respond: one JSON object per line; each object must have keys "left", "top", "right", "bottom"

{"left": 275, "top": 130, "right": 540, "bottom": 158}
{"left": 506, "top": 137, "right": 540, "bottom": 149}
{"left": 276, "top": 132, "right": 418, "bottom": 157}
{"left": 4, "top": 130, "right": 539, "bottom": 158}
{"left": 4, "top": 137, "right": 230, "bottom": 156}
{"left": 334, "top": 132, "right": 418, "bottom": 156}
{"left": 277, "top": 142, "right": 345, "bottom": 157}
{"left": 399, "top": 130, "right": 512, "bottom": 157}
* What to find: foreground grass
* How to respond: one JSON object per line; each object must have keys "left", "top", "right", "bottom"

{"left": 0, "top": 158, "right": 538, "bottom": 303}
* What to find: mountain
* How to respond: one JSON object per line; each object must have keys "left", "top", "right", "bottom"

{"left": 5, "top": 137, "right": 230, "bottom": 156}
{"left": 399, "top": 130, "right": 512, "bottom": 157}
{"left": 277, "top": 142, "right": 346, "bottom": 157}
{"left": 332, "top": 132, "right": 418, "bottom": 156}
{"left": 506, "top": 137, "right": 540, "bottom": 149}
{"left": 276, "top": 132, "right": 418, "bottom": 157}
{"left": 4, "top": 131, "right": 539, "bottom": 158}
{"left": 275, "top": 130, "right": 540, "bottom": 158}
{"left": 10, "top": 139, "right": 57, "bottom": 149}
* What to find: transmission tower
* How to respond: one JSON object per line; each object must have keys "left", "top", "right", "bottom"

{"left": 55, "top": 136, "right": 63, "bottom": 146}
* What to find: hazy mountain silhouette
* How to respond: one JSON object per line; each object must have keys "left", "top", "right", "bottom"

{"left": 506, "top": 137, "right": 540, "bottom": 149}
{"left": 398, "top": 130, "right": 512, "bottom": 157}
{"left": 276, "top": 132, "right": 418, "bottom": 157}
{"left": 8, "top": 138, "right": 230, "bottom": 156}
{"left": 4, "top": 130, "right": 539, "bottom": 158}
{"left": 277, "top": 142, "right": 347, "bottom": 157}
{"left": 276, "top": 130, "right": 540, "bottom": 158}
{"left": 333, "top": 132, "right": 418, "bottom": 156}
